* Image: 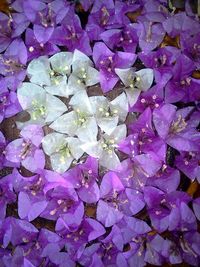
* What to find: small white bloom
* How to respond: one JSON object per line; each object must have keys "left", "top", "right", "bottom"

{"left": 42, "top": 132, "right": 83, "bottom": 173}
{"left": 115, "top": 67, "right": 154, "bottom": 106}
{"left": 17, "top": 82, "right": 67, "bottom": 126}
{"left": 50, "top": 90, "right": 98, "bottom": 142}
{"left": 89, "top": 93, "right": 128, "bottom": 135}
{"left": 27, "top": 52, "right": 73, "bottom": 97}
{"left": 81, "top": 124, "right": 127, "bottom": 171}
{"left": 67, "top": 50, "right": 99, "bottom": 94}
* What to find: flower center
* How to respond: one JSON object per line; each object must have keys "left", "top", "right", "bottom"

{"left": 75, "top": 109, "right": 87, "bottom": 126}
{"left": 128, "top": 74, "right": 141, "bottom": 89}
{"left": 170, "top": 115, "right": 187, "bottom": 133}
{"left": 101, "top": 139, "right": 116, "bottom": 153}
{"left": 19, "top": 141, "right": 32, "bottom": 160}
{"left": 31, "top": 100, "right": 46, "bottom": 120}
{"left": 98, "top": 106, "right": 118, "bottom": 117}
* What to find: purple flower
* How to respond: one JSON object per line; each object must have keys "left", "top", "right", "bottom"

{"left": 96, "top": 171, "right": 145, "bottom": 227}
{"left": 52, "top": 7, "right": 92, "bottom": 55}
{"left": 0, "top": 81, "right": 21, "bottom": 123}
{"left": 25, "top": 28, "right": 60, "bottom": 61}
{"left": 0, "top": 174, "right": 16, "bottom": 220}
{"left": 153, "top": 104, "right": 200, "bottom": 152}
{"left": 93, "top": 42, "right": 136, "bottom": 92}
{"left": 125, "top": 107, "right": 166, "bottom": 166}
{"left": 0, "top": 217, "right": 38, "bottom": 248}
{"left": 162, "top": 12, "right": 200, "bottom": 38}
{"left": 56, "top": 217, "right": 105, "bottom": 260}
{"left": 193, "top": 198, "right": 200, "bottom": 221}
{"left": 100, "top": 24, "right": 138, "bottom": 52}
{"left": 0, "top": 39, "right": 27, "bottom": 90}
{"left": 41, "top": 186, "right": 81, "bottom": 220}
{"left": 5, "top": 124, "right": 45, "bottom": 172}
{"left": 147, "top": 166, "right": 180, "bottom": 193}
{"left": 63, "top": 156, "right": 100, "bottom": 204}
{"left": 134, "top": 20, "right": 165, "bottom": 52}
{"left": 180, "top": 33, "right": 200, "bottom": 69}
{"left": 0, "top": 11, "right": 29, "bottom": 53}
{"left": 0, "top": 131, "right": 6, "bottom": 169}
{"left": 129, "top": 84, "right": 164, "bottom": 113}
{"left": 164, "top": 55, "right": 200, "bottom": 103}
{"left": 18, "top": 191, "right": 48, "bottom": 222}
{"left": 143, "top": 186, "right": 197, "bottom": 232}
{"left": 175, "top": 152, "right": 200, "bottom": 182}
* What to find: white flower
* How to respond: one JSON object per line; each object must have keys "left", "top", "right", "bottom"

{"left": 115, "top": 67, "right": 154, "bottom": 106}
{"left": 50, "top": 90, "right": 98, "bottom": 142}
{"left": 42, "top": 132, "right": 84, "bottom": 173}
{"left": 80, "top": 124, "right": 127, "bottom": 171}
{"left": 27, "top": 52, "right": 73, "bottom": 97}
{"left": 67, "top": 49, "right": 99, "bottom": 95}
{"left": 17, "top": 82, "right": 67, "bottom": 125}
{"left": 90, "top": 92, "right": 128, "bottom": 135}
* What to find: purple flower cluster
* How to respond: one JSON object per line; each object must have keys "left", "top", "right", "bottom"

{"left": 0, "top": 0, "right": 200, "bottom": 266}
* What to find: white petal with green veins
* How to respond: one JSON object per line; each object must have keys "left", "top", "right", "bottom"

{"left": 45, "top": 94, "right": 67, "bottom": 123}
{"left": 50, "top": 111, "right": 78, "bottom": 135}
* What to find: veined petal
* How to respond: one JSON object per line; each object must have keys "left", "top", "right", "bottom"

{"left": 49, "top": 111, "right": 78, "bottom": 135}
{"left": 45, "top": 77, "right": 69, "bottom": 98}
{"left": 49, "top": 52, "right": 73, "bottom": 76}
{"left": 136, "top": 68, "right": 154, "bottom": 91}
{"left": 68, "top": 74, "right": 86, "bottom": 95}
{"left": 45, "top": 94, "right": 67, "bottom": 123}
{"left": 89, "top": 95, "right": 108, "bottom": 115}
{"left": 42, "top": 132, "right": 66, "bottom": 156}
{"left": 27, "top": 56, "right": 51, "bottom": 86}
{"left": 77, "top": 117, "right": 98, "bottom": 142}
{"left": 67, "top": 137, "right": 84, "bottom": 160}
{"left": 100, "top": 150, "right": 121, "bottom": 171}
{"left": 72, "top": 49, "right": 93, "bottom": 69}
{"left": 125, "top": 88, "right": 141, "bottom": 107}
{"left": 17, "top": 82, "right": 46, "bottom": 110}
{"left": 105, "top": 124, "right": 127, "bottom": 143}
{"left": 97, "top": 117, "right": 118, "bottom": 135}
{"left": 86, "top": 66, "right": 99, "bottom": 86}
{"left": 69, "top": 90, "right": 93, "bottom": 115}
{"left": 80, "top": 141, "right": 102, "bottom": 158}
{"left": 50, "top": 153, "right": 74, "bottom": 173}
{"left": 110, "top": 92, "right": 128, "bottom": 122}
{"left": 115, "top": 68, "right": 134, "bottom": 87}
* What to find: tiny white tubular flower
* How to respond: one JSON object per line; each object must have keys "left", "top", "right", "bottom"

{"left": 17, "top": 82, "right": 67, "bottom": 125}
{"left": 115, "top": 67, "right": 154, "bottom": 107}
{"left": 42, "top": 132, "right": 84, "bottom": 173}
{"left": 68, "top": 49, "right": 99, "bottom": 95}
{"left": 27, "top": 52, "right": 73, "bottom": 97}
{"left": 80, "top": 124, "right": 127, "bottom": 171}
{"left": 50, "top": 90, "right": 98, "bottom": 142}
{"left": 90, "top": 92, "right": 128, "bottom": 135}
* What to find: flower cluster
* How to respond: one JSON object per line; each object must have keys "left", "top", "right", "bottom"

{"left": 0, "top": 0, "right": 200, "bottom": 266}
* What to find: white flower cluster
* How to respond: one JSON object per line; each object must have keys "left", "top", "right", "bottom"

{"left": 17, "top": 50, "right": 129, "bottom": 173}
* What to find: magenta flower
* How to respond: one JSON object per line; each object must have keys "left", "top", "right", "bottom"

{"left": 0, "top": 39, "right": 27, "bottom": 90}
{"left": 143, "top": 186, "right": 197, "bottom": 232}
{"left": 164, "top": 55, "right": 200, "bottom": 103}
{"left": 63, "top": 156, "right": 100, "bottom": 204}
{"left": 0, "top": 82, "right": 21, "bottom": 123}
{"left": 93, "top": 42, "right": 136, "bottom": 92}
{"left": 0, "top": 174, "right": 16, "bottom": 220}
{"left": 52, "top": 7, "right": 92, "bottom": 55}
{"left": 153, "top": 104, "right": 200, "bottom": 152}
{"left": 175, "top": 152, "right": 200, "bottom": 182}
{"left": 5, "top": 124, "right": 45, "bottom": 172}
{"left": 0, "top": 11, "right": 29, "bottom": 53}
{"left": 25, "top": 28, "right": 60, "bottom": 61}
{"left": 100, "top": 25, "right": 138, "bottom": 52}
